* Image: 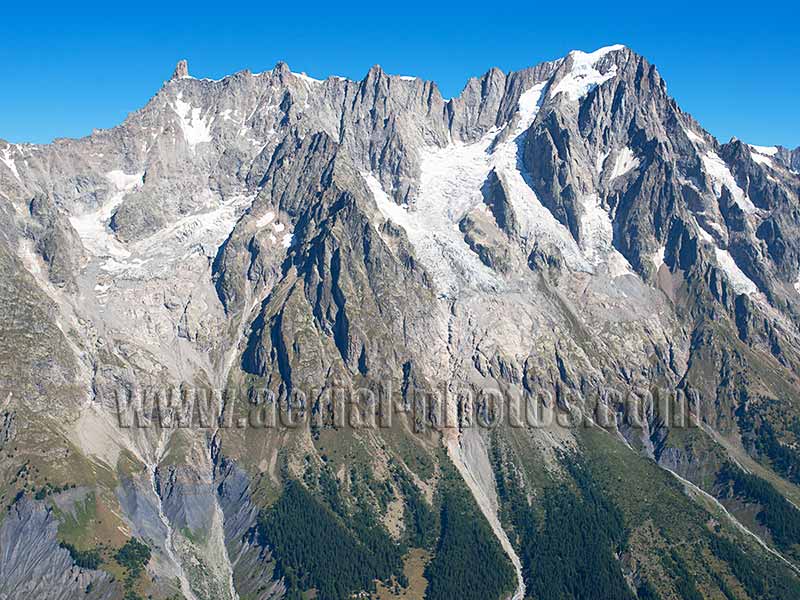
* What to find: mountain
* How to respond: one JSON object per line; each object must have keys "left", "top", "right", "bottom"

{"left": 1, "top": 45, "right": 800, "bottom": 600}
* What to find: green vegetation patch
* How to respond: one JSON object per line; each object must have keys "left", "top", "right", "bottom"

{"left": 708, "top": 533, "right": 800, "bottom": 599}
{"left": 257, "top": 479, "right": 402, "bottom": 599}
{"left": 115, "top": 537, "right": 152, "bottom": 580}
{"left": 59, "top": 541, "right": 103, "bottom": 570}
{"left": 55, "top": 491, "right": 98, "bottom": 545}
{"left": 521, "top": 459, "right": 635, "bottom": 600}
{"left": 423, "top": 464, "right": 515, "bottom": 600}
{"left": 659, "top": 547, "right": 704, "bottom": 600}
{"left": 389, "top": 459, "right": 437, "bottom": 550}
{"left": 717, "top": 462, "right": 800, "bottom": 553}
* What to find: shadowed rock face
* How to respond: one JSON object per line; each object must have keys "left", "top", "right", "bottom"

{"left": 774, "top": 145, "right": 800, "bottom": 172}
{"left": 1, "top": 47, "right": 800, "bottom": 600}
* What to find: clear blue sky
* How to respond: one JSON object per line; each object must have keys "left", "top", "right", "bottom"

{"left": 1, "top": 0, "right": 797, "bottom": 147}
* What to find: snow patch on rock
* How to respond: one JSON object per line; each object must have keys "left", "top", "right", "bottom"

{"left": 254, "top": 211, "right": 275, "bottom": 228}
{"left": 106, "top": 169, "right": 144, "bottom": 191}
{"left": 714, "top": 248, "right": 758, "bottom": 295}
{"left": 684, "top": 127, "right": 705, "bottom": 145}
{"left": 173, "top": 92, "right": 212, "bottom": 150}
{"left": 651, "top": 245, "right": 666, "bottom": 271}
{"left": 695, "top": 225, "right": 714, "bottom": 244}
{"left": 552, "top": 45, "right": 624, "bottom": 101}
{"left": 609, "top": 147, "right": 639, "bottom": 180}
{"left": 749, "top": 145, "right": 778, "bottom": 156}
{"left": 293, "top": 72, "right": 323, "bottom": 85}
{"left": 702, "top": 151, "right": 757, "bottom": 214}
{"left": 750, "top": 153, "right": 775, "bottom": 168}
{"left": 595, "top": 150, "right": 609, "bottom": 174}
{"left": 0, "top": 145, "right": 20, "bottom": 181}
{"left": 491, "top": 83, "right": 590, "bottom": 273}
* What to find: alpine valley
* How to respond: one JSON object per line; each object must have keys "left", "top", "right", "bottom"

{"left": 2, "top": 45, "right": 800, "bottom": 600}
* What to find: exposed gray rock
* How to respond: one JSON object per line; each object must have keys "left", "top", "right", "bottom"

{"left": 1, "top": 44, "right": 799, "bottom": 600}
{"left": 0, "top": 498, "right": 119, "bottom": 600}
{"left": 172, "top": 59, "right": 190, "bottom": 81}
{"left": 775, "top": 145, "right": 800, "bottom": 172}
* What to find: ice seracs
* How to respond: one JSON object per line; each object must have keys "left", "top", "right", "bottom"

{"left": 69, "top": 170, "right": 144, "bottom": 259}
{"left": 364, "top": 135, "right": 500, "bottom": 297}
{"left": 750, "top": 153, "right": 775, "bottom": 168}
{"left": 578, "top": 193, "right": 614, "bottom": 263}
{"left": 491, "top": 83, "right": 588, "bottom": 272}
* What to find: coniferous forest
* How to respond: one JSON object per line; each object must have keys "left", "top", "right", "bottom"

{"left": 423, "top": 465, "right": 516, "bottom": 600}
{"left": 257, "top": 479, "right": 402, "bottom": 599}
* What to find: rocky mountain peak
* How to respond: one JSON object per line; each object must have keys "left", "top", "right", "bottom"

{"left": 170, "top": 59, "right": 190, "bottom": 80}
{"left": 365, "top": 64, "right": 385, "bottom": 80}
{"left": 1, "top": 45, "right": 800, "bottom": 600}
{"left": 272, "top": 60, "right": 291, "bottom": 75}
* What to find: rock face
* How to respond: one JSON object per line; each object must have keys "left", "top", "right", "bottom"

{"left": 1, "top": 45, "right": 800, "bottom": 600}
{"left": 171, "top": 59, "right": 190, "bottom": 81}
{"left": 774, "top": 145, "right": 800, "bottom": 172}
